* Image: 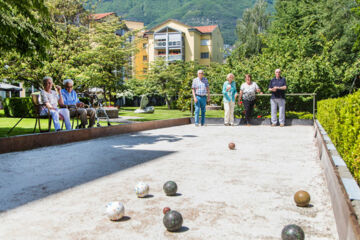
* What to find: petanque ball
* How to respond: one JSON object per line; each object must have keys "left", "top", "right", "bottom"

{"left": 135, "top": 182, "right": 150, "bottom": 198}
{"left": 163, "top": 207, "right": 171, "bottom": 215}
{"left": 228, "top": 142, "right": 235, "bottom": 150}
{"left": 105, "top": 201, "right": 125, "bottom": 221}
{"left": 294, "top": 190, "right": 310, "bottom": 207}
{"left": 163, "top": 210, "right": 183, "bottom": 232}
{"left": 281, "top": 224, "right": 305, "bottom": 240}
{"left": 163, "top": 181, "right": 178, "bottom": 196}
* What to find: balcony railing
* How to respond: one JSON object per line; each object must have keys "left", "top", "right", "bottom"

{"left": 155, "top": 42, "right": 167, "bottom": 48}
{"left": 168, "top": 55, "right": 183, "bottom": 61}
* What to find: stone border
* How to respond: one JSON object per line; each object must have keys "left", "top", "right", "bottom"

{"left": 0, "top": 118, "right": 191, "bottom": 154}
{"left": 190, "top": 118, "right": 314, "bottom": 126}
{"left": 314, "top": 120, "right": 360, "bottom": 239}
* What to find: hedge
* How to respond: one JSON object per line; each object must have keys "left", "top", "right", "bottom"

{"left": 317, "top": 90, "right": 360, "bottom": 183}
{"left": 3, "top": 97, "right": 36, "bottom": 118}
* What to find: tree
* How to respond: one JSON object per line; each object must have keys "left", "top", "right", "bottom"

{"left": 235, "top": 0, "right": 270, "bottom": 57}
{"left": 73, "top": 16, "right": 137, "bottom": 102}
{"left": 0, "top": 0, "right": 89, "bottom": 89}
{"left": 0, "top": 0, "right": 51, "bottom": 56}
{"left": 146, "top": 59, "right": 184, "bottom": 109}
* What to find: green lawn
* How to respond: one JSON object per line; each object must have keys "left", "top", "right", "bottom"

{"left": 119, "top": 106, "right": 224, "bottom": 121}
{"left": 0, "top": 109, "right": 122, "bottom": 138}
{"left": 0, "top": 107, "right": 312, "bottom": 138}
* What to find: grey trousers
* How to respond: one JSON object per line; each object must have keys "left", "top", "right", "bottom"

{"left": 69, "top": 108, "right": 96, "bottom": 127}
{"left": 270, "top": 98, "right": 285, "bottom": 124}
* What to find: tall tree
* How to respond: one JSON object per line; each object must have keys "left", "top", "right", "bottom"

{"left": 235, "top": 0, "right": 270, "bottom": 57}
{"left": 0, "top": 0, "right": 51, "bottom": 56}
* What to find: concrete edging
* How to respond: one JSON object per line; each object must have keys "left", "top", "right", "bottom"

{"left": 314, "top": 120, "right": 360, "bottom": 240}
{"left": 0, "top": 118, "right": 191, "bottom": 154}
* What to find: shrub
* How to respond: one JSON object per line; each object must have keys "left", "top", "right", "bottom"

{"left": 317, "top": 90, "right": 360, "bottom": 182}
{"left": 3, "top": 97, "right": 36, "bottom": 117}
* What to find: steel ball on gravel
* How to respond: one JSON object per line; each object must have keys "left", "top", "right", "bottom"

{"left": 163, "top": 181, "right": 178, "bottom": 196}
{"left": 105, "top": 201, "right": 125, "bottom": 221}
{"left": 228, "top": 142, "right": 235, "bottom": 150}
{"left": 163, "top": 207, "right": 171, "bottom": 215}
{"left": 163, "top": 210, "right": 183, "bottom": 232}
{"left": 294, "top": 190, "right": 310, "bottom": 207}
{"left": 281, "top": 224, "right": 305, "bottom": 240}
{"left": 134, "top": 182, "right": 150, "bottom": 198}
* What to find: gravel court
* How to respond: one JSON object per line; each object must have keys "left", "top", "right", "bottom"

{"left": 0, "top": 124, "right": 338, "bottom": 239}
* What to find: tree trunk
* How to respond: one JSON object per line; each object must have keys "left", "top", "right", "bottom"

{"left": 164, "top": 93, "right": 171, "bottom": 110}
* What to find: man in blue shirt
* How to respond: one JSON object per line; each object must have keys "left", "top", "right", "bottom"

{"left": 192, "top": 70, "right": 211, "bottom": 126}
{"left": 268, "top": 69, "right": 287, "bottom": 127}
{"left": 61, "top": 79, "right": 96, "bottom": 128}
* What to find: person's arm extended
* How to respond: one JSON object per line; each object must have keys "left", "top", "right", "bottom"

{"left": 256, "top": 83, "right": 262, "bottom": 94}
{"left": 207, "top": 87, "right": 211, "bottom": 102}
{"left": 192, "top": 88, "right": 197, "bottom": 103}
{"left": 238, "top": 90, "right": 243, "bottom": 105}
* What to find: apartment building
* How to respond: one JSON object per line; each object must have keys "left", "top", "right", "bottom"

{"left": 145, "top": 19, "right": 224, "bottom": 66}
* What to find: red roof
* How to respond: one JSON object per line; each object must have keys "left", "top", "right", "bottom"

{"left": 194, "top": 25, "right": 218, "bottom": 33}
{"left": 90, "top": 12, "right": 116, "bottom": 20}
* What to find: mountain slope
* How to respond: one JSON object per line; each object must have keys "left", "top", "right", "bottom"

{"left": 92, "top": 0, "right": 274, "bottom": 44}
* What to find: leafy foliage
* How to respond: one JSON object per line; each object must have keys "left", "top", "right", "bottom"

{"left": 227, "top": 0, "right": 360, "bottom": 104}
{"left": 235, "top": 0, "right": 270, "bottom": 57}
{"left": 0, "top": 0, "right": 137, "bottom": 104}
{"left": 317, "top": 90, "right": 360, "bottom": 183}
{"left": 3, "top": 97, "right": 35, "bottom": 117}
{"left": 0, "top": 0, "right": 51, "bottom": 56}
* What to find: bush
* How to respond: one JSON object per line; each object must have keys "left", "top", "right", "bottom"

{"left": 317, "top": 90, "right": 360, "bottom": 183}
{"left": 3, "top": 97, "right": 36, "bottom": 117}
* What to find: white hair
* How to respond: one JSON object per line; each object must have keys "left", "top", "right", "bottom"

{"left": 275, "top": 69, "right": 281, "bottom": 73}
{"left": 227, "top": 73, "right": 234, "bottom": 80}
{"left": 63, "top": 79, "right": 74, "bottom": 86}
{"left": 197, "top": 69, "right": 204, "bottom": 74}
{"left": 43, "top": 76, "right": 53, "bottom": 85}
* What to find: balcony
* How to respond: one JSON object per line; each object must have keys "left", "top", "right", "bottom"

{"left": 155, "top": 41, "right": 167, "bottom": 49}
{"left": 168, "top": 41, "right": 182, "bottom": 49}
{"left": 168, "top": 55, "right": 183, "bottom": 61}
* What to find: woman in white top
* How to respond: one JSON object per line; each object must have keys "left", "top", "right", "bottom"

{"left": 238, "top": 74, "right": 262, "bottom": 125}
{"left": 40, "top": 76, "right": 71, "bottom": 131}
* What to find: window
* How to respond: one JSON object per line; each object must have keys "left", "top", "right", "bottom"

{"left": 143, "top": 68, "right": 148, "bottom": 74}
{"left": 201, "top": 52, "right": 209, "bottom": 59}
{"left": 201, "top": 39, "right": 210, "bottom": 46}
{"left": 143, "top": 55, "right": 148, "bottom": 61}
{"left": 143, "top": 43, "right": 147, "bottom": 49}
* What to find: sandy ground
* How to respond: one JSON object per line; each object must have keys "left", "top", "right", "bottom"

{"left": 0, "top": 124, "right": 338, "bottom": 239}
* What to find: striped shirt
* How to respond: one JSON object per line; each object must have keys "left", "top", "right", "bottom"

{"left": 192, "top": 77, "right": 209, "bottom": 96}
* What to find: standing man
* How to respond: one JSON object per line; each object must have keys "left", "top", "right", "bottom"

{"left": 61, "top": 79, "right": 96, "bottom": 128}
{"left": 192, "top": 70, "right": 210, "bottom": 126}
{"left": 268, "top": 69, "right": 287, "bottom": 127}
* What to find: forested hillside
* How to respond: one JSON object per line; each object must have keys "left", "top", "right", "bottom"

{"left": 92, "top": 0, "right": 274, "bottom": 44}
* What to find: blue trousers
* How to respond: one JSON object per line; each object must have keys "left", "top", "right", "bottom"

{"left": 195, "top": 96, "right": 207, "bottom": 125}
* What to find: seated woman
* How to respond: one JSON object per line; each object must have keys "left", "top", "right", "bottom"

{"left": 40, "top": 76, "right": 72, "bottom": 131}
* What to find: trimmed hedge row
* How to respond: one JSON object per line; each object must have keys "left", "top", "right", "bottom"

{"left": 317, "top": 90, "right": 360, "bottom": 183}
{"left": 3, "top": 97, "right": 36, "bottom": 118}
